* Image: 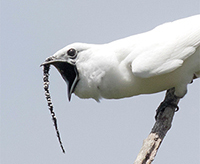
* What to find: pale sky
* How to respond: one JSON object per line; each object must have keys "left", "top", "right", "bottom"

{"left": 1, "top": 1, "right": 200, "bottom": 164}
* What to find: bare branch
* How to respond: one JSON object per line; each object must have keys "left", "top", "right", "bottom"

{"left": 134, "top": 88, "right": 180, "bottom": 164}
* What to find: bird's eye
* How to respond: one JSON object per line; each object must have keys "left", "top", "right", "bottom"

{"left": 67, "top": 48, "right": 77, "bottom": 57}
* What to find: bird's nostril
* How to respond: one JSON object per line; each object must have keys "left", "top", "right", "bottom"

{"left": 45, "top": 56, "right": 53, "bottom": 62}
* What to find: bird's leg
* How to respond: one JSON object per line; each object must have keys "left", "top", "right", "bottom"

{"left": 155, "top": 88, "right": 180, "bottom": 120}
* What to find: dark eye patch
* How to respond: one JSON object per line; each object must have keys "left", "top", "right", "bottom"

{"left": 42, "top": 64, "right": 65, "bottom": 153}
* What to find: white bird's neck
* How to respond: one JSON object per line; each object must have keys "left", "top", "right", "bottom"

{"left": 73, "top": 40, "right": 140, "bottom": 101}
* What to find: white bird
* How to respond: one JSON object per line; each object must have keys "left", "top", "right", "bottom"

{"left": 42, "top": 15, "right": 200, "bottom": 104}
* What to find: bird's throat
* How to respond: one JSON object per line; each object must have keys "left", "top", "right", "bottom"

{"left": 51, "top": 62, "right": 80, "bottom": 101}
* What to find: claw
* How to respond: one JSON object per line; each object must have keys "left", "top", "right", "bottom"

{"left": 155, "top": 99, "right": 179, "bottom": 120}
{"left": 155, "top": 88, "right": 181, "bottom": 120}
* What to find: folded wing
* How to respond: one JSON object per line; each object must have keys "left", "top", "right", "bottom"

{"left": 131, "top": 15, "right": 200, "bottom": 78}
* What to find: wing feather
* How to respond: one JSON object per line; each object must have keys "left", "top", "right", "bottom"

{"left": 130, "top": 15, "right": 200, "bottom": 78}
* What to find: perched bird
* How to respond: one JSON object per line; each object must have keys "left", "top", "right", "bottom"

{"left": 42, "top": 15, "right": 200, "bottom": 104}
{"left": 41, "top": 15, "right": 200, "bottom": 153}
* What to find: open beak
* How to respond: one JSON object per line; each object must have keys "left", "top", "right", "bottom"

{"left": 41, "top": 57, "right": 79, "bottom": 101}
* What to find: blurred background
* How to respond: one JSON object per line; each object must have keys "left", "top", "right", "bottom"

{"left": 1, "top": 1, "right": 199, "bottom": 164}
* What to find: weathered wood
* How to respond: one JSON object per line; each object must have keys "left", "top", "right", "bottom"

{"left": 134, "top": 88, "right": 180, "bottom": 164}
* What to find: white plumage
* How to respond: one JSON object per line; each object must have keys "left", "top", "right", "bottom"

{"left": 43, "top": 15, "right": 200, "bottom": 102}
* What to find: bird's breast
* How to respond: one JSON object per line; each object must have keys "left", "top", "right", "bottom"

{"left": 74, "top": 61, "right": 138, "bottom": 100}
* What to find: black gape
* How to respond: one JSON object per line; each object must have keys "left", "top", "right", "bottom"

{"left": 52, "top": 62, "right": 79, "bottom": 101}
{"left": 42, "top": 64, "right": 65, "bottom": 153}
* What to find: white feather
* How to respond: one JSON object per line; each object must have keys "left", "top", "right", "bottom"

{"left": 51, "top": 15, "right": 200, "bottom": 101}
{"left": 130, "top": 15, "right": 200, "bottom": 78}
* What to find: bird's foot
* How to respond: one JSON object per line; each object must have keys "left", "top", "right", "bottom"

{"left": 155, "top": 100, "right": 179, "bottom": 120}
{"left": 155, "top": 88, "right": 180, "bottom": 120}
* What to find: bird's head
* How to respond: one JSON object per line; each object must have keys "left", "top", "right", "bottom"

{"left": 41, "top": 43, "right": 93, "bottom": 101}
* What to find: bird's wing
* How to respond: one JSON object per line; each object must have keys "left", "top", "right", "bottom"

{"left": 130, "top": 15, "right": 200, "bottom": 78}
